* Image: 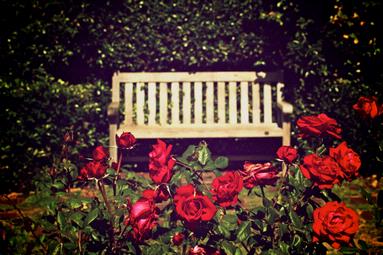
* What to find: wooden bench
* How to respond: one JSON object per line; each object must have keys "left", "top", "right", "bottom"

{"left": 108, "top": 71, "right": 293, "bottom": 161}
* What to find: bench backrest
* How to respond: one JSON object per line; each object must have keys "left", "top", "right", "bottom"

{"left": 112, "top": 71, "right": 286, "bottom": 127}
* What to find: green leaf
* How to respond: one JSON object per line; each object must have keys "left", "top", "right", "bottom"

{"left": 52, "top": 181, "right": 65, "bottom": 190}
{"left": 197, "top": 143, "right": 210, "bottom": 166}
{"left": 279, "top": 242, "right": 289, "bottom": 254}
{"left": 234, "top": 248, "right": 243, "bottom": 255}
{"left": 85, "top": 208, "right": 99, "bottom": 225}
{"left": 215, "top": 156, "right": 229, "bottom": 169}
{"left": 69, "top": 198, "right": 82, "bottom": 209}
{"left": 221, "top": 240, "right": 236, "bottom": 255}
{"left": 292, "top": 235, "right": 302, "bottom": 248}
{"left": 70, "top": 212, "right": 84, "bottom": 227}
{"left": 182, "top": 145, "right": 196, "bottom": 158}
{"left": 237, "top": 221, "right": 251, "bottom": 242}
{"left": 218, "top": 224, "right": 231, "bottom": 239}
{"left": 289, "top": 210, "right": 302, "bottom": 228}
{"left": 57, "top": 211, "right": 65, "bottom": 229}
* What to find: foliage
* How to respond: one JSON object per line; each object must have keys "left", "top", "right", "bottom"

{"left": 0, "top": 70, "right": 109, "bottom": 193}
{"left": 2, "top": 112, "right": 382, "bottom": 254}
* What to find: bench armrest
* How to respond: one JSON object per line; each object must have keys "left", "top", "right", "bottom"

{"left": 277, "top": 101, "right": 293, "bottom": 115}
{"left": 107, "top": 102, "right": 119, "bottom": 124}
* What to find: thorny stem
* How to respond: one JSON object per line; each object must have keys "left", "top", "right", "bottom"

{"left": 2, "top": 194, "right": 48, "bottom": 254}
{"left": 113, "top": 151, "right": 123, "bottom": 196}
{"left": 174, "top": 159, "right": 203, "bottom": 180}
{"left": 97, "top": 180, "right": 116, "bottom": 251}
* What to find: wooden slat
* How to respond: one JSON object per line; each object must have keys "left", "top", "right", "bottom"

{"left": 240, "top": 81, "right": 249, "bottom": 124}
{"left": 112, "top": 72, "right": 120, "bottom": 102}
{"left": 276, "top": 82, "right": 284, "bottom": 103}
{"left": 252, "top": 83, "right": 260, "bottom": 123}
{"left": 205, "top": 82, "right": 214, "bottom": 124}
{"left": 159, "top": 82, "right": 168, "bottom": 125}
{"left": 194, "top": 82, "right": 203, "bottom": 124}
{"left": 136, "top": 82, "right": 145, "bottom": 125}
{"left": 171, "top": 82, "right": 180, "bottom": 125}
{"left": 115, "top": 72, "right": 257, "bottom": 82}
{"left": 228, "top": 81, "right": 237, "bottom": 124}
{"left": 263, "top": 84, "right": 272, "bottom": 123}
{"left": 148, "top": 82, "right": 156, "bottom": 125}
{"left": 124, "top": 82, "right": 133, "bottom": 125}
{"left": 217, "top": 82, "right": 226, "bottom": 124}
{"left": 183, "top": 82, "right": 191, "bottom": 124}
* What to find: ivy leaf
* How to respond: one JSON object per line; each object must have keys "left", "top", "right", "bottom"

{"left": 237, "top": 221, "right": 251, "bottom": 242}
{"left": 215, "top": 156, "right": 229, "bottom": 169}
{"left": 85, "top": 208, "right": 99, "bottom": 225}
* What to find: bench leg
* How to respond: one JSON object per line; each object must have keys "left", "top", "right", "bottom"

{"left": 109, "top": 123, "right": 118, "bottom": 161}
{"left": 282, "top": 121, "right": 291, "bottom": 146}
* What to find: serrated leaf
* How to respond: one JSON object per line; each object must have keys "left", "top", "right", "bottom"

{"left": 215, "top": 156, "right": 229, "bottom": 169}
{"left": 237, "top": 221, "right": 251, "bottom": 242}
{"left": 197, "top": 144, "right": 210, "bottom": 166}
{"left": 85, "top": 208, "right": 99, "bottom": 225}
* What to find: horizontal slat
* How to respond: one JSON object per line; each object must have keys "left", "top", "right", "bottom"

{"left": 115, "top": 72, "right": 258, "bottom": 82}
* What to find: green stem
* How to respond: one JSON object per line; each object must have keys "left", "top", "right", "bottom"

{"left": 241, "top": 241, "right": 250, "bottom": 253}
{"left": 97, "top": 180, "right": 116, "bottom": 250}
{"left": 113, "top": 151, "right": 123, "bottom": 196}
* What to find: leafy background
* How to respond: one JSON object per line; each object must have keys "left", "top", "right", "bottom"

{"left": 0, "top": 0, "right": 382, "bottom": 193}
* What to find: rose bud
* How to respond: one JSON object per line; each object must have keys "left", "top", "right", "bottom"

{"left": 172, "top": 232, "right": 184, "bottom": 246}
{"left": 116, "top": 132, "right": 136, "bottom": 149}
{"left": 92, "top": 145, "right": 109, "bottom": 162}
{"left": 276, "top": 146, "right": 298, "bottom": 164}
{"left": 241, "top": 162, "right": 279, "bottom": 189}
{"left": 148, "top": 139, "right": 175, "bottom": 184}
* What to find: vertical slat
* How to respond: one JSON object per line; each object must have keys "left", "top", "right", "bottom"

{"left": 136, "top": 82, "right": 145, "bottom": 125}
{"left": 276, "top": 82, "right": 284, "bottom": 103}
{"left": 240, "top": 81, "right": 249, "bottom": 124}
{"left": 228, "top": 81, "right": 237, "bottom": 124}
{"left": 183, "top": 82, "right": 191, "bottom": 124}
{"left": 159, "top": 82, "right": 168, "bottom": 125}
{"left": 147, "top": 82, "right": 156, "bottom": 125}
{"left": 171, "top": 82, "right": 180, "bottom": 125}
{"left": 252, "top": 83, "right": 260, "bottom": 123}
{"left": 124, "top": 82, "right": 133, "bottom": 125}
{"left": 194, "top": 82, "right": 203, "bottom": 124}
{"left": 112, "top": 72, "right": 120, "bottom": 103}
{"left": 264, "top": 84, "right": 272, "bottom": 123}
{"left": 217, "top": 82, "right": 226, "bottom": 124}
{"left": 206, "top": 82, "right": 214, "bottom": 124}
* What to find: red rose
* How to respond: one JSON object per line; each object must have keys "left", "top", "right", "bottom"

{"left": 116, "top": 132, "right": 136, "bottom": 149}
{"left": 241, "top": 162, "right": 279, "bottom": 189}
{"left": 300, "top": 154, "right": 344, "bottom": 189}
{"left": 297, "top": 113, "right": 342, "bottom": 139}
{"left": 175, "top": 193, "right": 217, "bottom": 223}
{"left": 210, "top": 172, "right": 243, "bottom": 207}
{"left": 329, "top": 142, "right": 361, "bottom": 181}
{"left": 276, "top": 146, "right": 298, "bottom": 163}
{"left": 312, "top": 201, "right": 359, "bottom": 249}
{"left": 172, "top": 232, "right": 184, "bottom": 246}
{"left": 92, "top": 145, "right": 109, "bottom": 161}
{"left": 148, "top": 139, "right": 176, "bottom": 184}
{"left": 353, "top": 96, "right": 383, "bottom": 119}
{"left": 174, "top": 184, "right": 196, "bottom": 205}
{"left": 80, "top": 161, "right": 108, "bottom": 179}
{"left": 124, "top": 197, "right": 158, "bottom": 241}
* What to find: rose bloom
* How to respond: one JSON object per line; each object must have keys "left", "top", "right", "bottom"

{"left": 300, "top": 154, "right": 344, "bottom": 189}
{"left": 148, "top": 139, "right": 176, "bottom": 184}
{"left": 329, "top": 142, "right": 361, "bottom": 181}
{"left": 240, "top": 162, "right": 279, "bottom": 189}
{"left": 353, "top": 96, "right": 383, "bottom": 119}
{"left": 313, "top": 201, "right": 359, "bottom": 249}
{"left": 172, "top": 232, "right": 184, "bottom": 246}
{"left": 116, "top": 132, "right": 136, "bottom": 149}
{"left": 189, "top": 245, "right": 221, "bottom": 255}
{"left": 92, "top": 145, "right": 109, "bottom": 162}
{"left": 210, "top": 172, "right": 243, "bottom": 207}
{"left": 276, "top": 146, "right": 298, "bottom": 163}
{"left": 124, "top": 197, "right": 158, "bottom": 241}
{"left": 297, "top": 113, "right": 342, "bottom": 139}
{"left": 175, "top": 185, "right": 217, "bottom": 228}
{"left": 79, "top": 161, "right": 108, "bottom": 179}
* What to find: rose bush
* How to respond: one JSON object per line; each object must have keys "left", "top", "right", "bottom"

{"left": 11, "top": 108, "right": 379, "bottom": 254}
